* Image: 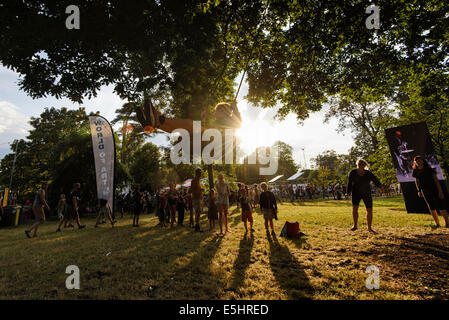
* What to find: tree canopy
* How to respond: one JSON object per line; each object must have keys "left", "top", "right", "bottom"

{"left": 2, "top": 1, "right": 448, "bottom": 121}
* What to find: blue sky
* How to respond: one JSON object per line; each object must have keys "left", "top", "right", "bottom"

{"left": 0, "top": 64, "right": 354, "bottom": 169}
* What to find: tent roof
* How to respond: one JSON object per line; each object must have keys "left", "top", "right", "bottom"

{"left": 286, "top": 172, "right": 304, "bottom": 181}
{"left": 268, "top": 175, "right": 284, "bottom": 183}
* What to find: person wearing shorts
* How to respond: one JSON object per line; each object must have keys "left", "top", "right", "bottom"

{"left": 413, "top": 155, "right": 449, "bottom": 228}
{"left": 25, "top": 182, "right": 50, "bottom": 238}
{"left": 346, "top": 159, "right": 382, "bottom": 233}
{"left": 259, "top": 182, "right": 277, "bottom": 236}
{"left": 239, "top": 188, "right": 254, "bottom": 233}
{"left": 216, "top": 174, "right": 230, "bottom": 234}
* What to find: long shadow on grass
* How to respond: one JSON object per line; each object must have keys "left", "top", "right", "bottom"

{"left": 228, "top": 231, "right": 254, "bottom": 292}
{"left": 268, "top": 233, "right": 314, "bottom": 299}
{"left": 151, "top": 234, "right": 224, "bottom": 299}
{"left": 364, "top": 233, "right": 449, "bottom": 299}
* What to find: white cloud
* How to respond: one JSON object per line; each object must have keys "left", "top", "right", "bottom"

{"left": 0, "top": 101, "right": 31, "bottom": 138}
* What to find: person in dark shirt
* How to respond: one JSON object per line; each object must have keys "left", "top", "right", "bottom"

{"left": 167, "top": 183, "right": 179, "bottom": 228}
{"left": 259, "top": 182, "right": 278, "bottom": 236}
{"left": 412, "top": 155, "right": 449, "bottom": 228}
{"left": 346, "top": 159, "right": 382, "bottom": 233}
{"left": 132, "top": 185, "right": 143, "bottom": 227}
{"left": 158, "top": 190, "right": 167, "bottom": 227}
{"left": 239, "top": 188, "right": 254, "bottom": 233}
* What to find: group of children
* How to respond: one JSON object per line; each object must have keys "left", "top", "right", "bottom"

{"left": 152, "top": 180, "right": 278, "bottom": 236}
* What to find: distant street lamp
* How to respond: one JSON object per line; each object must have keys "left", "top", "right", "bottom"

{"left": 301, "top": 147, "right": 307, "bottom": 170}
{"left": 9, "top": 140, "right": 19, "bottom": 191}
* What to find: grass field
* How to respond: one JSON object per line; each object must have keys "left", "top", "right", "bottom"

{"left": 0, "top": 196, "right": 448, "bottom": 300}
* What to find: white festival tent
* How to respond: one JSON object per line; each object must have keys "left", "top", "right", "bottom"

{"left": 286, "top": 172, "right": 304, "bottom": 181}
{"left": 268, "top": 175, "right": 284, "bottom": 183}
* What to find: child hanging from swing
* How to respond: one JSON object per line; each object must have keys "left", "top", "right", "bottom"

{"left": 135, "top": 98, "right": 242, "bottom": 134}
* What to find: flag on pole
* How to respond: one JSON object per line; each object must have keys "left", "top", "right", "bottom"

{"left": 89, "top": 116, "right": 115, "bottom": 210}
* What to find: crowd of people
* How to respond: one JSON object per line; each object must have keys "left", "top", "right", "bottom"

{"left": 270, "top": 181, "right": 401, "bottom": 203}
{"left": 7, "top": 157, "right": 448, "bottom": 239}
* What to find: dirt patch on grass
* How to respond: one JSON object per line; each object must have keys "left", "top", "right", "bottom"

{"left": 367, "top": 233, "right": 449, "bottom": 299}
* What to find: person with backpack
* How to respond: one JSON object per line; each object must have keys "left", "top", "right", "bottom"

{"left": 259, "top": 182, "right": 278, "bottom": 237}
{"left": 25, "top": 181, "right": 50, "bottom": 238}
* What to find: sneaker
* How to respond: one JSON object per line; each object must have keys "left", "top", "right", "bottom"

{"left": 250, "top": 228, "right": 255, "bottom": 232}
{"left": 56, "top": 229, "right": 61, "bottom": 232}
{"left": 79, "top": 225, "right": 86, "bottom": 229}
{"left": 25, "top": 230, "right": 31, "bottom": 238}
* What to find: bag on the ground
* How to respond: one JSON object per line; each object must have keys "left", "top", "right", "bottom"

{"left": 280, "top": 221, "right": 301, "bottom": 238}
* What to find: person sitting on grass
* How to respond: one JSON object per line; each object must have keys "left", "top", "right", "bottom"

{"left": 206, "top": 189, "right": 218, "bottom": 231}
{"left": 239, "top": 188, "right": 254, "bottom": 233}
{"left": 135, "top": 98, "right": 242, "bottom": 135}
{"left": 259, "top": 182, "right": 277, "bottom": 237}
{"left": 94, "top": 199, "right": 114, "bottom": 228}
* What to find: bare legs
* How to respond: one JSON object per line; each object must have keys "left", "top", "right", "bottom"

{"left": 133, "top": 214, "right": 140, "bottom": 227}
{"left": 351, "top": 205, "right": 376, "bottom": 233}
{"left": 430, "top": 209, "right": 449, "bottom": 227}
{"left": 209, "top": 218, "right": 215, "bottom": 230}
{"left": 244, "top": 219, "right": 253, "bottom": 232}
{"left": 264, "top": 218, "right": 274, "bottom": 232}
{"left": 159, "top": 118, "right": 193, "bottom": 134}
{"left": 26, "top": 220, "right": 44, "bottom": 237}
{"left": 218, "top": 204, "right": 229, "bottom": 234}
{"left": 95, "top": 208, "right": 114, "bottom": 227}
{"left": 351, "top": 205, "right": 359, "bottom": 231}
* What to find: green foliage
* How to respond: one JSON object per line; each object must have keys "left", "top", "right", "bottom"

{"left": 3, "top": 1, "right": 448, "bottom": 122}
{"left": 128, "top": 143, "right": 161, "bottom": 191}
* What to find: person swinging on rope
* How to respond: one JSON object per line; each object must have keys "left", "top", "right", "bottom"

{"left": 135, "top": 98, "right": 242, "bottom": 134}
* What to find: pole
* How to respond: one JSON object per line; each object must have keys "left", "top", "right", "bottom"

{"left": 301, "top": 148, "right": 307, "bottom": 170}
{"left": 207, "top": 164, "right": 214, "bottom": 190}
{"left": 9, "top": 140, "right": 19, "bottom": 191}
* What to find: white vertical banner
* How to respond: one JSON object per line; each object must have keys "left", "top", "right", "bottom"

{"left": 89, "top": 116, "right": 115, "bottom": 209}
